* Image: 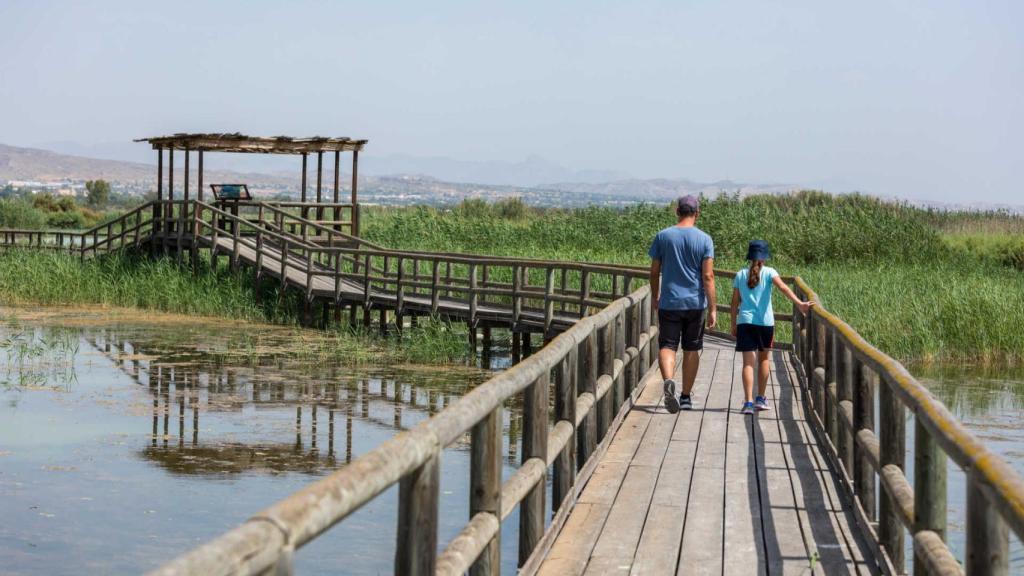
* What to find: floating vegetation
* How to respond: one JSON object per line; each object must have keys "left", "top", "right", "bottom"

{"left": 0, "top": 324, "right": 80, "bottom": 390}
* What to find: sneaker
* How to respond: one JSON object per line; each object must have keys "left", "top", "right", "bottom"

{"left": 755, "top": 396, "right": 770, "bottom": 411}
{"left": 663, "top": 380, "right": 680, "bottom": 414}
{"left": 679, "top": 394, "right": 693, "bottom": 411}
{"left": 741, "top": 401, "right": 755, "bottom": 415}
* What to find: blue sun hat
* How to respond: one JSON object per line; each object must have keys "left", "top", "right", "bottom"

{"left": 746, "top": 240, "right": 771, "bottom": 261}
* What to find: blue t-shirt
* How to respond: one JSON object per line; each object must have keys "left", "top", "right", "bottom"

{"left": 733, "top": 266, "right": 778, "bottom": 326}
{"left": 648, "top": 226, "right": 714, "bottom": 310}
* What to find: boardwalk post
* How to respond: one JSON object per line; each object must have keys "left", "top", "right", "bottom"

{"left": 838, "top": 345, "right": 855, "bottom": 476}
{"left": 520, "top": 370, "right": 549, "bottom": 566}
{"left": 878, "top": 374, "right": 906, "bottom": 572}
{"left": 965, "top": 471, "right": 1009, "bottom": 576}
{"left": 512, "top": 265, "right": 523, "bottom": 326}
{"left": 579, "top": 269, "right": 590, "bottom": 318}
{"left": 469, "top": 263, "right": 479, "bottom": 328}
{"left": 597, "top": 320, "right": 614, "bottom": 438}
{"left": 577, "top": 332, "right": 598, "bottom": 467}
{"left": 470, "top": 408, "right": 502, "bottom": 576}
{"left": 613, "top": 309, "right": 626, "bottom": 410}
{"left": 554, "top": 346, "right": 578, "bottom": 510}
{"left": 913, "top": 418, "right": 947, "bottom": 576}
{"left": 431, "top": 259, "right": 440, "bottom": 315}
{"left": 543, "top": 267, "right": 555, "bottom": 335}
{"left": 396, "top": 454, "right": 440, "bottom": 575}
{"left": 854, "top": 363, "right": 877, "bottom": 522}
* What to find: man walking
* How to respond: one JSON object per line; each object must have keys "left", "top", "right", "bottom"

{"left": 648, "top": 195, "right": 716, "bottom": 413}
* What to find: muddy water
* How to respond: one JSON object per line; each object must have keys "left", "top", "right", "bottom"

{"left": 0, "top": 308, "right": 531, "bottom": 575}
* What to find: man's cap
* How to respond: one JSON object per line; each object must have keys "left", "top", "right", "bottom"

{"left": 676, "top": 194, "right": 700, "bottom": 213}
{"left": 746, "top": 239, "right": 771, "bottom": 261}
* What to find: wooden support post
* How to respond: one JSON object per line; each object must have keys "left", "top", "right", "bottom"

{"left": 468, "top": 325, "right": 478, "bottom": 356}
{"left": 579, "top": 269, "right": 591, "bottom": 317}
{"left": 854, "top": 363, "right": 877, "bottom": 522}
{"left": 577, "top": 332, "right": 598, "bottom": 467}
{"left": 511, "top": 332, "right": 521, "bottom": 364}
{"left": 153, "top": 147, "right": 163, "bottom": 257}
{"left": 965, "top": 470, "right": 1009, "bottom": 576}
{"left": 333, "top": 150, "right": 341, "bottom": 231}
{"left": 165, "top": 149, "right": 174, "bottom": 256}
{"left": 430, "top": 260, "right": 440, "bottom": 315}
{"left": 316, "top": 150, "right": 323, "bottom": 221}
{"left": 597, "top": 321, "right": 614, "bottom": 439}
{"left": 351, "top": 149, "right": 359, "bottom": 236}
{"left": 543, "top": 267, "right": 555, "bottom": 335}
{"left": 878, "top": 375, "right": 906, "bottom": 572}
{"left": 522, "top": 332, "right": 532, "bottom": 358}
{"left": 613, "top": 309, "right": 626, "bottom": 410}
{"left": 300, "top": 152, "right": 308, "bottom": 220}
{"left": 469, "top": 263, "right": 478, "bottom": 328}
{"left": 197, "top": 150, "right": 204, "bottom": 202}
{"left": 519, "top": 371, "right": 549, "bottom": 567}
{"left": 395, "top": 454, "right": 440, "bottom": 575}
{"left": 512, "top": 265, "right": 523, "bottom": 326}
{"left": 913, "top": 419, "right": 947, "bottom": 576}
{"left": 470, "top": 407, "right": 502, "bottom": 576}
{"left": 554, "top": 346, "right": 578, "bottom": 510}
{"left": 836, "top": 336, "right": 853, "bottom": 474}
{"left": 379, "top": 308, "right": 388, "bottom": 336}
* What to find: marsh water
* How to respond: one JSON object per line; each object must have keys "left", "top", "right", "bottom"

{"left": 0, "top": 308, "right": 534, "bottom": 575}
{"left": 1, "top": 308, "right": 1023, "bottom": 574}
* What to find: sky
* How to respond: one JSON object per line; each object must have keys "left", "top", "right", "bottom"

{"left": 1, "top": 0, "right": 1021, "bottom": 203}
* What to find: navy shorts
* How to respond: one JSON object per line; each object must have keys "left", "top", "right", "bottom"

{"left": 658, "top": 309, "right": 705, "bottom": 352}
{"left": 736, "top": 324, "right": 775, "bottom": 352}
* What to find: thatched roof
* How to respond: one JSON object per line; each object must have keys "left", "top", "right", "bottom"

{"left": 135, "top": 133, "right": 367, "bottom": 154}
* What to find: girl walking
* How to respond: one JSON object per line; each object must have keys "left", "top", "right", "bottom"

{"left": 730, "top": 240, "right": 814, "bottom": 415}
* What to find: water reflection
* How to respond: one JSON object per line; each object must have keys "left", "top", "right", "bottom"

{"left": 1, "top": 311, "right": 542, "bottom": 575}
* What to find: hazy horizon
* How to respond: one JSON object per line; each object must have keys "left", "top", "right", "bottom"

{"left": 1, "top": 0, "right": 1021, "bottom": 203}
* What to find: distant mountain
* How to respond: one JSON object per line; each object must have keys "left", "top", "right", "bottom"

{"left": 0, "top": 143, "right": 295, "bottom": 188}
{"left": 35, "top": 141, "right": 632, "bottom": 188}
{"left": 361, "top": 154, "right": 630, "bottom": 187}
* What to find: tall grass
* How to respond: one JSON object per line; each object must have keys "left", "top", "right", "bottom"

{"left": 0, "top": 249, "right": 475, "bottom": 365}
{"left": 363, "top": 193, "right": 1024, "bottom": 364}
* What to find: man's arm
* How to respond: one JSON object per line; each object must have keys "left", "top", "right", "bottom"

{"left": 702, "top": 257, "right": 716, "bottom": 328}
{"left": 649, "top": 259, "right": 661, "bottom": 314}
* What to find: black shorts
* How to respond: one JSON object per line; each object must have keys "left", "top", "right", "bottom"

{"left": 658, "top": 309, "right": 705, "bottom": 352}
{"left": 736, "top": 324, "right": 775, "bottom": 352}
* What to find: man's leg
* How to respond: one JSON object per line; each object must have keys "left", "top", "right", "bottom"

{"left": 659, "top": 347, "right": 676, "bottom": 381}
{"left": 681, "top": 350, "right": 700, "bottom": 394}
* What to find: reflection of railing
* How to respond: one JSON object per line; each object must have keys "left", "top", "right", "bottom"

{"left": 150, "top": 282, "right": 657, "bottom": 575}
{"left": 792, "top": 278, "right": 1024, "bottom": 574}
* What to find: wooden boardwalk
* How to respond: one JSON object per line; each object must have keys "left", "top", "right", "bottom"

{"left": 539, "top": 337, "right": 874, "bottom": 576}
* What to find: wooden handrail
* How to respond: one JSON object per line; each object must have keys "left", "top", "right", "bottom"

{"left": 792, "top": 276, "right": 1023, "bottom": 574}
{"left": 148, "top": 284, "right": 657, "bottom": 576}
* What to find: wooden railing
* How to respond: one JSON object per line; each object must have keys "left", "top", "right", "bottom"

{"left": 148, "top": 282, "right": 658, "bottom": 575}
{"left": 792, "top": 279, "right": 1024, "bottom": 575}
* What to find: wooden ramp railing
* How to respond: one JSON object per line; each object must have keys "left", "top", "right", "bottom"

{"left": 147, "top": 283, "right": 658, "bottom": 576}
{"left": 791, "top": 280, "right": 1024, "bottom": 575}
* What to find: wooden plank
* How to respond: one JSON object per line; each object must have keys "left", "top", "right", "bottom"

{"left": 723, "top": 347, "right": 766, "bottom": 576}
{"left": 584, "top": 464, "right": 661, "bottom": 575}
{"left": 630, "top": 440, "right": 698, "bottom": 576}
{"left": 538, "top": 502, "right": 612, "bottom": 576}
{"left": 677, "top": 456, "right": 725, "bottom": 575}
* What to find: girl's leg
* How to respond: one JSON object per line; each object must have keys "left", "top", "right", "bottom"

{"left": 757, "top": 350, "right": 771, "bottom": 398}
{"left": 742, "top": 351, "right": 756, "bottom": 402}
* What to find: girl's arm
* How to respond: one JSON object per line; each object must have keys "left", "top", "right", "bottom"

{"left": 730, "top": 288, "right": 740, "bottom": 337}
{"left": 772, "top": 275, "right": 815, "bottom": 314}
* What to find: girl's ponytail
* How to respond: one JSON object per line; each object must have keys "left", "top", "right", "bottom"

{"left": 747, "top": 260, "right": 763, "bottom": 289}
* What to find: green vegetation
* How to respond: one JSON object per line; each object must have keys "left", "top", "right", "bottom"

{"left": 0, "top": 194, "right": 125, "bottom": 230}
{"left": 2, "top": 191, "right": 1021, "bottom": 365}
{"left": 362, "top": 192, "right": 1024, "bottom": 364}
{"left": 0, "top": 249, "right": 474, "bottom": 365}
{"left": 85, "top": 179, "right": 111, "bottom": 208}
